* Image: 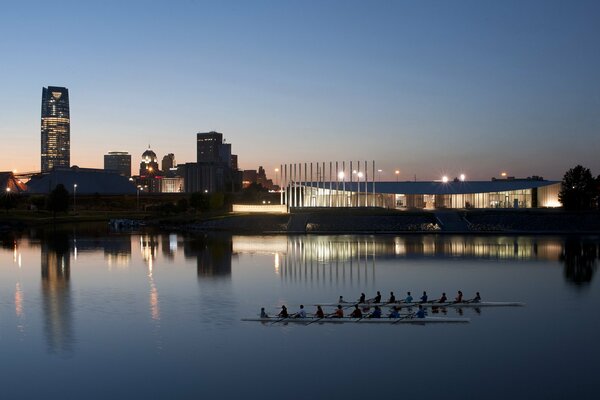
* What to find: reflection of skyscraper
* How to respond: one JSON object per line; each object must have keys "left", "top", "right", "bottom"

{"left": 41, "top": 233, "right": 74, "bottom": 355}
{"left": 183, "top": 235, "right": 233, "bottom": 278}
{"left": 41, "top": 86, "right": 70, "bottom": 172}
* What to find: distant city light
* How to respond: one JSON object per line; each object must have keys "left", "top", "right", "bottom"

{"left": 460, "top": 174, "right": 466, "bottom": 181}
{"left": 442, "top": 176, "right": 449, "bottom": 183}
{"left": 338, "top": 171, "right": 345, "bottom": 180}
{"left": 501, "top": 172, "right": 507, "bottom": 177}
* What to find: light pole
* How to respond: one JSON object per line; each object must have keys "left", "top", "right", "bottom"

{"left": 137, "top": 185, "right": 142, "bottom": 210}
{"left": 377, "top": 169, "right": 382, "bottom": 181}
{"left": 395, "top": 170, "right": 400, "bottom": 182}
{"left": 73, "top": 184, "right": 77, "bottom": 213}
{"left": 274, "top": 168, "right": 279, "bottom": 187}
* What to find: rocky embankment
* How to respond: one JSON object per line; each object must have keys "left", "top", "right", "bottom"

{"left": 180, "top": 209, "right": 600, "bottom": 234}
{"left": 465, "top": 211, "right": 600, "bottom": 232}
{"left": 183, "top": 212, "right": 439, "bottom": 234}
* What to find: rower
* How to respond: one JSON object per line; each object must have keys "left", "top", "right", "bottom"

{"left": 260, "top": 307, "right": 269, "bottom": 318}
{"left": 373, "top": 291, "right": 382, "bottom": 303}
{"left": 420, "top": 291, "right": 428, "bottom": 303}
{"left": 388, "top": 291, "right": 396, "bottom": 303}
{"left": 333, "top": 305, "right": 344, "bottom": 318}
{"left": 338, "top": 295, "right": 345, "bottom": 303}
{"left": 350, "top": 305, "right": 362, "bottom": 318}
{"left": 315, "top": 305, "right": 325, "bottom": 318}
{"left": 470, "top": 292, "right": 481, "bottom": 303}
{"left": 369, "top": 306, "right": 382, "bottom": 318}
{"left": 295, "top": 305, "right": 307, "bottom": 318}
{"left": 415, "top": 305, "right": 426, "bottom": 318}
{"left": 358, "top": 293, "right": 366, "bottom": 303}
{"left": 388, "top": 306, "right": 400, "bottom": 319}
{"left": 278, "top": 305, "right": 289, "bottom": 318}
{"left": 454, "top": 290, "right": 463, "bottom": 303}
{"left": 438, "top": 292, "right": 447, "bottom": 303}
{"left": 404, "top": 291, "right": 413, "bottom": 303}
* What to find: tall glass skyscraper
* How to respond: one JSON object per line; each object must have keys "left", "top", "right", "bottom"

{"left": 41, "top": 86, "right": 70, "bottom": 172}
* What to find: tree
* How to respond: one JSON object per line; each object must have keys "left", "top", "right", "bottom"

{"left": 47, "top": 184, "right": 70, "bottom": 213}
{"left": 558, "top": 165, "right": 596, "bottom": 210}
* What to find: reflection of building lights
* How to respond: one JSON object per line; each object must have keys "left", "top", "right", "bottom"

{"left": 274, "top": 253, "right": 280, "bottom": 274}
{"left": 15, "top": 283, "right": 23, "bottom": 318}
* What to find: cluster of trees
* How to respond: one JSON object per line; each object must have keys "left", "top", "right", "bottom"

{"left": 559, "top": 165, "right": 600, "bottom": 210}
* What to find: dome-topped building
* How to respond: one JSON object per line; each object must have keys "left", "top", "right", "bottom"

{"left": 139, "top": 147, "right": 160, "bottom": 176}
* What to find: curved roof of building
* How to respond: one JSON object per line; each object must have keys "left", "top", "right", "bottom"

{"left": 142, "top": 149, "right": 157, "bottom": 162}
{"left": 26, "top": 167, "right": 136, "bottom": 194}
{"left": 308, "top": 180, "right": 559, "bottom": 195}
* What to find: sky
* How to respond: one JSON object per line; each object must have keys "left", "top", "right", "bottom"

{"left": 1, "top": 0, "right": 599, "bottom": 181}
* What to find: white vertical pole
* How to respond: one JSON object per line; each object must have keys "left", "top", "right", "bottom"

{"left": 335, "top": 161, "right": 339, "bottom": 207}
{"left": 304, "top": 163, "right": 307, "bottom": 208}
{"left": 280, "top": 164, "right": 283, "bottom": 205}
{"left": 372, "top": 160, "right": 376, "bottom": 207}
{"left": 302, "top": 162, "right": 305, "bottom": 208}
{"left": 284, "top": 164, "right": 288, "bottom": 208}
{"left": 364, "top": 160, "right": 368, "bottom": 207}
{"left": 329, "top": 161, "right": 332, "bottom": 207}
{"left": 349, "top": 161, "right": 353, "bottom": 207}
{"left": 310, "top": 162, "right": 313, "bottom": 207}
{"left": 342, "top": 161, "right": 346, "bottom": 207}
{"left": 293, "top": 163, "right": 297, "bottom": 208}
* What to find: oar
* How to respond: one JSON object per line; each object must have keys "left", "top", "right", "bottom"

{"left": 270, "top": 312, "right": 298, "bottom": 325}
{"left": 305, "top": 311, "right": 336, "bottom": 326}
{"left": 392, "top": 311, "right": 418, "bottom": 324}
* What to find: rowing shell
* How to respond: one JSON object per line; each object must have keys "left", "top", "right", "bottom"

{"left": 312, "top": 301, "right": 525, "bottom": 308}
{"left": 242, "top": 316, "right": 470, "bottom": 324}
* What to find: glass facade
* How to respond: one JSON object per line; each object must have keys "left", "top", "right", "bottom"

{"left": 294, "top": 184, "right": 559, "bottom": 209}
{"left": 104, "top": 152, "right": 132, "bottom": 177}
{"left": 41, "top": 86, "right": 70, "bottom": 172}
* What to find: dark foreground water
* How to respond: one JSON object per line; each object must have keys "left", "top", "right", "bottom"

{"left": 1, "top": 227, "right": 599, "bottom": 399}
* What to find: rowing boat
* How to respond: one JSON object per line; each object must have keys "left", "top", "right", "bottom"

{"left": 311, "top": 301, "right": 525, "bottom": 308}
{"left": 241, "top": 316, "right": 470, "bottom": 324}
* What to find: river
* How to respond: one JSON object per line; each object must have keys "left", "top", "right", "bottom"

{"left": 0, "top": 227, "right": 598, "bottom": 399}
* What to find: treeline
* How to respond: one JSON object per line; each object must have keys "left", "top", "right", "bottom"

{"left": 559, "top": 165, "right": 600, "bottom": 210}
{"left": 0, "top": 182, "right": 278, "bottom": 215}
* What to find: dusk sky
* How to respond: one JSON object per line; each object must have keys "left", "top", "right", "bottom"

{"left": 1, "top": 0, "right": 599, "bottom": 180}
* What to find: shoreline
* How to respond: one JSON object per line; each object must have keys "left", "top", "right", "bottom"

{"left": 3, "top": 208, "right": 600, "bottom": 235}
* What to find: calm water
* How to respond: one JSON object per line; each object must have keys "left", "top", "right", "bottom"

{"left": 1, "top": 227, "right": 599, "bottom": 399}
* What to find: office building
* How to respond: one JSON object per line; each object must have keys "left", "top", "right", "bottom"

{"left": 161, "top": 153, "right": 176, "bottom": 172}
{"left": 41, "top": 86, "right": 70, "bottom": 172}
{"left": 104, "top": 151, "right": 132, "bottom": 177}
{"left": 139, "top": 148, "right": 160, "bottom": 176}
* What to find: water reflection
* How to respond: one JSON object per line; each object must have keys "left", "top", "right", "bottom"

{"left": 183, "top": 234, "right": 233, "bottom": 278}
{"left": 231, "top": 235, "right": 599, "bottom": 286}
{"left": 560, "top": 239, "right": 598, "bottom": 287}
{"left": 40, "top": 231, "right": 74, "bottom": 356}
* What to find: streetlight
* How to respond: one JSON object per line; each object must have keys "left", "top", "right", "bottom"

{"left": 501, "top": 172, "right": 507, "bottom": 178}
{"left": 459, "top": 174, "right": 466, "bottom": 182}
{"left": 73, "top": 184, "right": 77, "bottom": 213}
{"left": 442, "top": 176, "right": 449, "bottom": 183}
{"left": 395, "top": 170, "right": 400, "bottom": 182}
{"left": 137, "top": 185, "right": 143, "bottom": 210}
{"left": 377, "top": 169, "right": 382, "bottom": 181}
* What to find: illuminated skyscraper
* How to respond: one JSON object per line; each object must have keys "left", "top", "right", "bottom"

{"left": 41, "top": 86, "right": 70, "bottom": 172}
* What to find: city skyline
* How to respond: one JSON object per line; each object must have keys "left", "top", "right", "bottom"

{"left": 2, "top": 1, "right": 600, "bottom": 180}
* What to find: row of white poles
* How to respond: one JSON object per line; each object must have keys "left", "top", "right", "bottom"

{"left": 279, "top": 161, "right": 377, "bottom": 209}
